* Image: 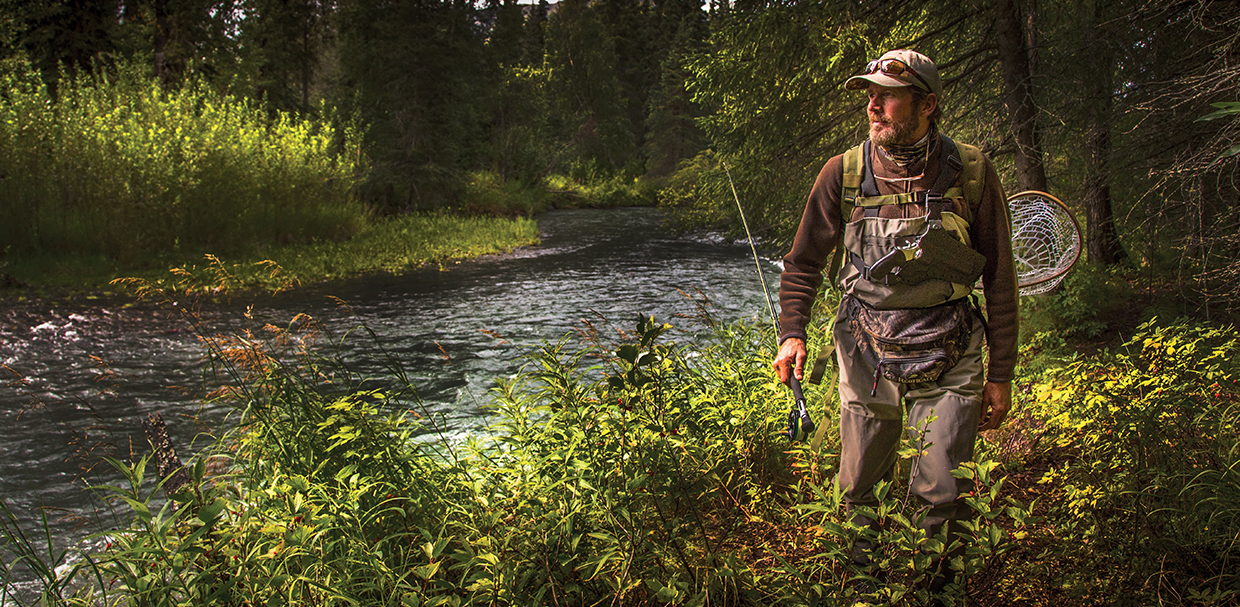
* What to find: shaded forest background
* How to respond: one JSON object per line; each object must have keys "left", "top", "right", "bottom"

{"left": 0, "top": 0, "right": 1238, "bottom": 315}
{"left": 3, "top": 2, "right": 1240, "bottom": 605}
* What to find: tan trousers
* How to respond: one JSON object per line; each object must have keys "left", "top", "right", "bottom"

{"left": 833, "top": 304, "right": 985, "bottom": 529}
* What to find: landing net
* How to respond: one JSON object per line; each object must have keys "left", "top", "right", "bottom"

{"left": 1008, "top": 190, "right": 1082, "bottom": 296}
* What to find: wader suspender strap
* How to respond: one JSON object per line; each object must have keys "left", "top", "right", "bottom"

{"left": 847, "top": 135, "right": 964, "bottom": 281}
{"left": 812, "top": 135, "right": 969, "bottom": 386}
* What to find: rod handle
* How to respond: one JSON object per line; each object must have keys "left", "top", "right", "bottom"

{"left": 785, "top": 375, "right": 815, "bottom": 442}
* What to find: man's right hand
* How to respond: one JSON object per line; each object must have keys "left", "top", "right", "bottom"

{"left": 773, "top": 337, "right": 807, "bottom": 385}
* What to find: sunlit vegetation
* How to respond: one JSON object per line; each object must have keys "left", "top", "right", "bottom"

{"left": 0, "top": 276, "right": 1028, "bottom": 606}
{"left": 0, "top": 60, "right": 543, "bottom": 292}
{"left": 1, "top": 269, "right": 1237, "bottom": 606}
{"left": 2, "top": 0, "right": 1239, "bottom": 604}
{"left": 0, "top": 60, "right": 368, "bottom": 263}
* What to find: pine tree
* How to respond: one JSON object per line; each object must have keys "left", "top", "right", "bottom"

{"left": 15, "top": 0, "right": 118, "bottom": 87}
{"left": 521, "top": 0, "right": 548, "bottom": 66}
{"left": 543, "top": 0, "right": 637, "bottom": 175}
{"left": 335, "top": 0, "right": 490, "bottom": 210}
{"left": 644, "top": 19, "right": 704, "bottom": 179}
{"left": 238, "top": 0, "right": 333, "bottom": 113}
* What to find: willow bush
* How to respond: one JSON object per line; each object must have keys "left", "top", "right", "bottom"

{"left": 2, "top": 271, "right": 1028, "bottom": 606}
{"left": 1016, "top": 319, "right": 1240, "bottom": 604}
{"left": 0, "top": 58, "right": 368, "bottom": 263}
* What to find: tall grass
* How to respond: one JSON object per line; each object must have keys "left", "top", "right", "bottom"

{"left": 0, "top": 58, "right": 368, "bottom": 263}
{"left": 2, "top": 272, "right": 1029, "bottom": 606}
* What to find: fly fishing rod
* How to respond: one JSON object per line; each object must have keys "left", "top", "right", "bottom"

{"left": 722, "top": 162, "right": 814, "bottom": 443}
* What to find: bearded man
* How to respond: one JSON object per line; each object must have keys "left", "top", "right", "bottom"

{"left": 771, "top": 49, "right": 1019, "bottom": 599}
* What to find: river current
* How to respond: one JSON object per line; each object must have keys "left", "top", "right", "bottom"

{"left": 0, "top": 207, "right": 785, "bottom": 595}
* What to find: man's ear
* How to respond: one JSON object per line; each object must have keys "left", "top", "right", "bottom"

{"left": 921, "top": 92, "right": 938, "bottom": 118}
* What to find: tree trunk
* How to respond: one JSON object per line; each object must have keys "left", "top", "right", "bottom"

{"left": 995, "top": 0, "right": 1047, "bottom": 192}
{"left": 302, "top": 25, "right": 311, "bottom": 111}
{"left": 153, "top": 0, "right": 170, "bottom": 85}
{"left": 1082, "top": 0, "right": 1127, "bottom": 266}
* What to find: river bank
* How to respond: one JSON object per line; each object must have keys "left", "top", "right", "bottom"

{"left": 0, "top": 212, "right": 543, "bottom": 301}
{"left": 0, "top": 207, "right": 783, "bottom": 604}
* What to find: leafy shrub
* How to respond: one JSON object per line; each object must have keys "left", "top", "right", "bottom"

{"left": 458, "top": 171, "right": 548, "bottom": 216}
{"left": 1, "top": 281, "right": 1027, "bottom": 606}
{"left": 1019, "top": 264, "right": 1135, "bottom": 343}
{"left": 544, "top": 172, "right": 658, "bottom": 209}
{"left": 0, "top": 58, "right": 368, "bottom": 263}
{"left": 657, "top": 151, "right": 732, "bottom": 233}
{"left": 1025, "top": 318, "right": 1240, "bottom": 604}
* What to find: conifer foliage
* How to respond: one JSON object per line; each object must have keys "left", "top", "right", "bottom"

{"left": 2, "top": 0, "right": 1237, "bottom": 312}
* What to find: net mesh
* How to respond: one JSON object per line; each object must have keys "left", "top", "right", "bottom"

{"left": 1008, "top": 191, "right": 1082, "bottom": 297}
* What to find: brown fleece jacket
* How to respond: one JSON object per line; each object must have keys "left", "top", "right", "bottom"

{"left": 778, "top": 139, "right": 1020, "bottom": 383}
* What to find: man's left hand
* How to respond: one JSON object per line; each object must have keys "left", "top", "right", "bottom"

{"left": 978, "top": 381, "right": 1012, "bottom": 431}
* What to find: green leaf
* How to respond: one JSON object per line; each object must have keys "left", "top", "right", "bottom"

{"left": 124, "top": 498, "right": 152, "bottom": 521}
{"left": 656, "top": 586, "right": 679, "bottom": 602}
{"left": 618, "top": 344, "right": 640, "bottom": 364}
{"left": 413, "top": 562, "right": 441, "bottom": 581}
{"left": 1195, "top": 101, "right": 1240, "bottom": 122}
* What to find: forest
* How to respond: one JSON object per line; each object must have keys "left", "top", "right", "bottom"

{"left": 1, "top": 0, "right": 1240, "bottom": 605}
{"left": 1, "top": 0, "right": 1238, "bottom": 307}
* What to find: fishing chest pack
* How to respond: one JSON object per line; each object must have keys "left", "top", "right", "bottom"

{"left": 815, "top": 134, "right": 990, "bottom": 390}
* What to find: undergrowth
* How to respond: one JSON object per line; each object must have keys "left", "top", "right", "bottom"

{"left": 999, "top": 318, "right": 1240, "bottom": 605}
{"left": 23, "top": 267, "right": 1240, "bottom": 605}
{"left": 0, "top": 58, "right": 368, "bottom": 264}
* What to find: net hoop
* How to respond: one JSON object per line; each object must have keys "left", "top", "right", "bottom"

{"left": 1008, "top": 190, "right": 1082, "bottom": 296}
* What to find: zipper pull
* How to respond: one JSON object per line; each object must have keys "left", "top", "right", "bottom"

{"left": 871, "top": 364, "right": 882, "bottom": 396}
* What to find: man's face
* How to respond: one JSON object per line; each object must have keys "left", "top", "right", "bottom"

{"left": 867, "top": 83, "right": 926, "bottom": 147}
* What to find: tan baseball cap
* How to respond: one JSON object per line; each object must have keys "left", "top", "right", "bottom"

{"left": 844, "top": 49, "right": 943, "bottom": 98}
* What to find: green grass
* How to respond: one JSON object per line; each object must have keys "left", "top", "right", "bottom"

{"left": 5, "top": 266, "right": 1237, "bottom": 606}
{"left": 237, "top": 212, "right": 541, "bottom": 287}
{"left": 0, "top": 212, "right": 540, "bottom": 297}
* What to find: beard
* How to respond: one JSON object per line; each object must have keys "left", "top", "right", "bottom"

{"left": 869, "top": 113, "right": 921, "bottom": 148}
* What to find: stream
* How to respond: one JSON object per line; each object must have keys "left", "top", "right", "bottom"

{"left": 0, "top": 207, "right": 785, "bottom": 599}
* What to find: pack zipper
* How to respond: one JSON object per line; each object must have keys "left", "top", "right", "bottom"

{"left": 870, "top": 353, "right": 950, "bottom": 396}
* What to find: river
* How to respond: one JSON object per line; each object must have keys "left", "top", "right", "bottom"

{"left": 0, "top": 207, "right": 784, "bottom": 599}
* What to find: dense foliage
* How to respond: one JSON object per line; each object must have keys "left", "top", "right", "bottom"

{"left": 664, "top": 0, "right": 1240, "bottom": 318}
{"left": 2, "top": 0, "right": 1239, "bottom": 603}
{"left": 0, "top": 59, "right": 368, "bottom": 263}
{"left": 4, "top": 0, "right": 1238, "bottom": 315}
{"left": 999, "top": 317, "right": 1240, "bottom": 604}
{"left": 0, "top": 280, "right": 1032, "bottom": 606}
{"left": 1, "top": 0, "right": 711, "bottom": 208}
{"left": 2, "top": 272, "right": 1237, "bottom": 605}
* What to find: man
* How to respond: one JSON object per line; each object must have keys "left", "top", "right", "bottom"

{"left": 771, "top": 50, "right": 1019, "bottom": 596}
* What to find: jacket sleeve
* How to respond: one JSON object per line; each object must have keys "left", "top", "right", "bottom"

{"left": 970, "top": 158, "right": 1020, "bottom": 382}
{"left": 778, "top": 157, "right": 845, "bottom": 343}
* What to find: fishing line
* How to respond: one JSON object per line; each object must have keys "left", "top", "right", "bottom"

{"left": 722, "top": 162, "right": 814, "bottom": 443}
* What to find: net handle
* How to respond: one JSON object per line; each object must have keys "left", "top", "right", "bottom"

{"left": 1008, "top": 190, "right": 1083, "bottom": 290}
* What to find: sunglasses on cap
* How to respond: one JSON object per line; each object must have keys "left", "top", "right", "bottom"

{"left": 864, "top": 58, "right": 932, "bottom": 93}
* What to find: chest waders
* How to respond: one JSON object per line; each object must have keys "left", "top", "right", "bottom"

{"left": 808, "top": 134, "right": 989, "bottom": 391}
